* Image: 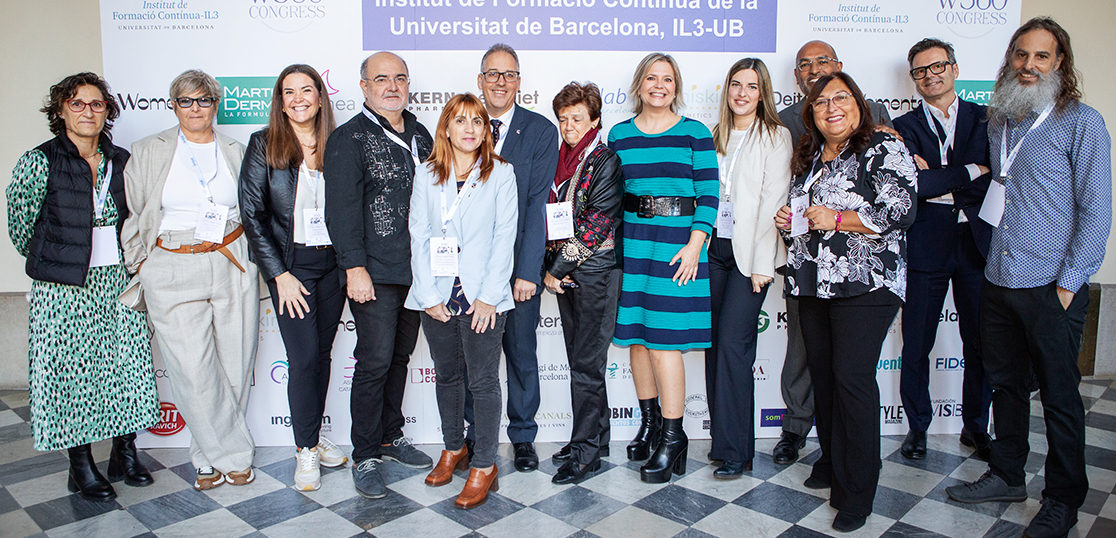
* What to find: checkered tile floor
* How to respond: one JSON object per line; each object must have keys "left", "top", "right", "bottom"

{"left": 2, "top": 379, "right": 1115, "bottom": 538}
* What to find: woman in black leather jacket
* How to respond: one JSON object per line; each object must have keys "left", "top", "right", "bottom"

{"left": 542, "top": 82, "right": 624, "bottom": 485}
{"left": 239, "top": 64, "right": 348, "bottom": 491}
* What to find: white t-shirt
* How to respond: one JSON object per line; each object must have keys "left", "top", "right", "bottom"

{"left": 159, "top": 140, "right": 238, "bottom": 232}
{"left": 293, "top": 163, "right": 328, "bottom": 244}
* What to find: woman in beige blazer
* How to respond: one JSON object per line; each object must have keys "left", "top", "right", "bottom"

{"left": 120, "top": 69, "right": 259, "bottom": 491}
{"left": 704, "top": 58, "right": 793, "bottom": 479}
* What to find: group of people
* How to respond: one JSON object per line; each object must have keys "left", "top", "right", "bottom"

{"left": 7, "top": 16, "right": 1108, "bottom": 537}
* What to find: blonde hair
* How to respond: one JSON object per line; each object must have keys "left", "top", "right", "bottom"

{"left": 628, "top": 53, "right": 685, "bottom": 115}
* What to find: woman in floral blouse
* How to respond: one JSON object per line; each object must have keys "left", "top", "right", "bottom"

{"left": 774, "top": 72, "right": 917, "bottom": 533}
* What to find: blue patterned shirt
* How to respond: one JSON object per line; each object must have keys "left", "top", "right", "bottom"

{"left": 985, "top": 101, "right": 1111, "bottom": 291}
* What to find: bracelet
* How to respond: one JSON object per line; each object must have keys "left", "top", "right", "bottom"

{"left": 834, "top": 210, "right": 842, "bottom": 232}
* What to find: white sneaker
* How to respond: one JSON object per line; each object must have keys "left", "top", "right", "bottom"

{"left": 317, "top": 436, "right": 348, "bottom": 468}
{"left": 294, "top": 447, "right": 321, "bottom": 491}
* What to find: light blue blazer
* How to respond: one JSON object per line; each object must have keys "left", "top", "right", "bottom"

{"left": 405, "top": 159, "right": 518, "bottom": 313}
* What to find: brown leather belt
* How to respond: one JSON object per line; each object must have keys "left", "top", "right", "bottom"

{"left": 156, "top": 225, "right": 246, "bottom": 273}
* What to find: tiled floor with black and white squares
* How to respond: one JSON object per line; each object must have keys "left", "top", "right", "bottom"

{"left": 1, "top": 378, "right": 1115, "bottom": 538}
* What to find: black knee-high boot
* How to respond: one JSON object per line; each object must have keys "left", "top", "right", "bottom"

{"left": 67, "top": 444, "right": 116, "bottom": 502}
{"left": 627, "top": 398, "right": 662, "bottom": 461}
{"left": 108, "top": 432, "right": 154, "bottom": 487}
{"left": 640, "top": 417, "right": 688, "bottom": 483}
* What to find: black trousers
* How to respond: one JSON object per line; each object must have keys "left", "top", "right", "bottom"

{"left": 268, "top": 246, "right": 345, "bottom": 449}
{"left": 901, "top": 227, "right": 991, "bottom": 433}
{"left": 799, "top": 290, "right": 901, "bottom": 518}
{"left": 555, "top": 267, "right": 620, "bottom": 465}
{"left": 982, "top": 281, "right": 1089, "bottom": 508}
{"left": 348, "top": 283, "right": 419, "bottom": 462}
{"left": 705, "top": 236, "right": 769, "bottom": 462}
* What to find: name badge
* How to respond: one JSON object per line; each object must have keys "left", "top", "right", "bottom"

{"left": 303, "top": 208, "right": 332, "bottom": 246}
{"left": 194, "top": 201, "right": 230, "bottom": 243}
{"left": 430, "top": 237, "right": 459, "bottom": 277}
{"left": 90, "top": 226, "right": 120, "bottom": 268}
{"left": 790, "top": 195, "right": 809, "bottom": 237}
{"left": 979, "top": 180, "right": 1006, "bottom": 227}
{"left": 716, "top": 200, "right": 734, "bottom": 239}
{"left": 546, "top": 201, "right": 574, "bottom": 240}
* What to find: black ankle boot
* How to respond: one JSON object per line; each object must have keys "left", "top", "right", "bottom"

{"left": 67, "top": 444, "right": 116, "bottom": 502}
{"left": 627, "top": 398, "right": 662, "bottom": 461}
{"left": 640, "top": 417, "right": 688, "bottom": 483}
{"left": 108, "top": 433, "right": 154, "bottom": 487}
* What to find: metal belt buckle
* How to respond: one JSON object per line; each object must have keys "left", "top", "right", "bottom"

{"left": 638, "top": 195, "right": 656, "bottom": 218}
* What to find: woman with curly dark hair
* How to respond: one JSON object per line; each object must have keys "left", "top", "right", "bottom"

{"left": 6, "top": 72, "right": 158, "bottom": 503}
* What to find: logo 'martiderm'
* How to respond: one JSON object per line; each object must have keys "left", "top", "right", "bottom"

{"left": 148, "top": 402, "right": 186, "bottom": 436}
{"left": 955, "top": 80, "right": 995, "bottom": 106}
{"left": 216, "top": 76, "right": 277, "bottom": 125}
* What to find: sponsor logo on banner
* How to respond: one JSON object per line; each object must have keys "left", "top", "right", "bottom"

{"left": 531, "top": 410, "right": 573, "bottom": 428}
{"left": 877, "top": 357, "right": 902, "bottom": 372}
{"left": 260, "top": 308, "right": 280, "bottom": 333}
{"left": 955, "top": 80, "right": 995, "bottom": 105}
{"left": 881, "top": 404, "right": 905, "bottom": 425}
{"left": 270, "top": 360, "right": 289, "bottom": 384}
{"left": 337, "top": 318, "right": 356, "bottom": 332}
{"left": 684, "top": 393, "right": 708, "bottom": 419}
{"left": 758, "top": 310, "right": 770, "bottom": 333}
{"left": 600, "top": 87, "right": 629, "bottom": 116}
{"left": 607, "top": 361, "right": 632, "bottom": 380}
{"left": 217, "top": 76, "right": 277, "bottom": 125}
{"left": 248, "top": 0, "right": 327, "bottom": 33}
{"left": 338, "top": 357, "right": 356, "bottom": 392}
{"left": 537, "top": 314, "right": 563, "bottom": 336}
{"left": 933, "top": 399, "right": 963, "bottom": 417}
{"left": 939, "top": 308, "right": 962, "bottom": 323}
{"left": 539, "top": 362, "right": 570, "bottom": 382}
{"left": 154, "top": 368, "right": 170, "bottom": 379}
{"left": 108, "top": 1, "right": 219, "bottom": 31}
{"left": 753, "top": 359, "right": 769, "bottom": 381}
{"left": 760, "top": 408, "right": 786, "bottom": 427}
{"left": 149, "top": 402, "right": 187, "bottom": 436}
{"left": 116, "top": 93, "right": 174, "bottom": 112}
{"left": 936, "top": 0, "right": 1010, "bottom": 39}
{"left": 610, "top": 406, "right": 641, "bottom": 427}
{"left": 935, "top": 357, "right": 965, "bottom": 371}
{"left": 272, "top": 415, "right": 333, "bottom": 434}
{"left": 410, "top": 367, "right": 436, "bottom": 383}
{"left": 680, "top": 85, "right": 720, "bottom": 120}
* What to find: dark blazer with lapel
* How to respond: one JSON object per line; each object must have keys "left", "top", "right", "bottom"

{"left": 893, "top": 99, "right": 993, "bottom": 272}
{"left": 498, "top": 104, "right": 560, "bottom": 287}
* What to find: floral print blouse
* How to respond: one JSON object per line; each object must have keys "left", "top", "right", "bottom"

{"left": 784, "top": 131, "right": 918, "bottom": 301}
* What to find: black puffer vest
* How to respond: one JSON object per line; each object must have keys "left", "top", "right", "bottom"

{"left": 25, "top": 134, "right": 130, "bottom": 287}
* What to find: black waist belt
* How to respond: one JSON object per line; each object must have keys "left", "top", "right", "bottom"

{"left": 623, "top": 194, "right": 696, "bottom": 218}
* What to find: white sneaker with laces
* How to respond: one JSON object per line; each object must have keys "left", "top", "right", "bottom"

{"left": 294, "top": 447, "right": 322, "bottom": 491}
{"left": 317, "top": 436, "right": 348, "bottom": 468}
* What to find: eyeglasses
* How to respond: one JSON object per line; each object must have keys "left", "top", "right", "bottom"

{"left": 909, "top": 61, "right": 952, "bottom": 80}
{"left": 174, "top": 96, "right": 217, "bottom": 108}
{"left": 482, "top": 70, "right": 520, "bottom": 83}
{"left": 796, "top": 57, "right": 836, "bottom": 73}
{"left": 66, "top": 99, "right": 108, "bottom": 113}
{"left": 811, "top": 92, "right": 854, "bottom": 111}
{"left": 364, "top": 75, "right": 409, "bottom": 86}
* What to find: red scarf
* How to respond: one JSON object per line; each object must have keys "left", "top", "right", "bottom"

{"left": 550, "top": 126, "right": 599, "bottom": 203}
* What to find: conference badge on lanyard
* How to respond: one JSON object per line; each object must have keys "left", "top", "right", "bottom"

{"left": 90, "top": 160, "right": 120, "bottom": 268}
{"left": 716, "top": 130, "right": 746, "bottom": 239}
{"left": 978, "top": 103, "right": 1054, "bottom": 227}
{"left": 301, "top": 164, "right": 331, "bottom": 246}
{"left": 177, "top": 130, "right": 230, "bottom": 243}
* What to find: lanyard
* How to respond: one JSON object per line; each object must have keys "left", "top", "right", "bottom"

{"left": 552, "top": 133, "right": 603, "bottom": 200}
{"left": 300, "top": 162, "right": 323, "bottom": 210}
{"left": 93, "top": 159, "right": 113, "bottom": 220}
{"left": 1000, "top": 103, "right": 1054, "bottom": 180}
{"left": 439, "top": 163, "right": 481, "bottom": 236}
{"left": 922, "top": 102, "right": 956, "bottom": 165}
{"left": 362, "top": 107, "right": 421, "bottom": 167}
{"left": 177, "top": 129, "right": 220, "bottom": 202}
{"left": 718, "top": 127, "right": 749, "bottom": 202}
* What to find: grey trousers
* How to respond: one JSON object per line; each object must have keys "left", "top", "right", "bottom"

{"left": 780, "top": 297, "right": 815, "bottom": 437}
{"left": 141, "top": 227, "right": 260, "bottom": 472}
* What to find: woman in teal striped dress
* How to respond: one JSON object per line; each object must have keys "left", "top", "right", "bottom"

{"left": 608, "top": 53, "right": 718, "bottom": 483}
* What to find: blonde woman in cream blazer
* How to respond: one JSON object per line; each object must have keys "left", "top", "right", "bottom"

{"left": 120, "top": 70, "right": 259, "bottom": 492}
{"left": 704, "top": 58, "right": 792, "bottom": 480}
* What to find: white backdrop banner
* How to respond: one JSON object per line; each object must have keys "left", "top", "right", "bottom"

{"left": 98, "top": 0, "right": 1021, "bottom": 448}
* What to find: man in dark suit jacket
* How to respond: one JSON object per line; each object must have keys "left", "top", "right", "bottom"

{"left": 893, "top": 38, "right": 994, "bottom": 462}
{"left": 464, "top": 44, "right": 560, "bottom": 472}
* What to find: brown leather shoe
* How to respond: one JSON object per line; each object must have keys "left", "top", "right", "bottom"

{"left": 455, "top": 465, "right": 499, "bottom": 509}
{"left": 226, "top": 468, "right": 255, "bottom": 486}
{"left": 426, "top": 449, "right": 469, "bottom": 487}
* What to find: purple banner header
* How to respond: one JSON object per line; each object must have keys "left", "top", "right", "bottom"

{"left": 362, "top": 0, "right": 778, "bottom": 52}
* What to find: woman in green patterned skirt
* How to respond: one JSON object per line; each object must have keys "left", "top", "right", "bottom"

{"left": 6, "top": 73, "right": 158, "bottom": 503}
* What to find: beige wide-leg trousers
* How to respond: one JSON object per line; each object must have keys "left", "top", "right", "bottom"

{"left": 141, "top": 227, "right": 260, "bottom": 472}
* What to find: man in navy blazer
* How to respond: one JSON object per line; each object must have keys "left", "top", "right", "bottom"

{"left": 893, "top": 38, "right": 994, "bottom": 462}
{"left": 464, "top": 44, "right": 560, "bottom": 472}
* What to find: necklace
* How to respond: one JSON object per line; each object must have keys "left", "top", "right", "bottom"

{"left": 299, "top": 140, "right": 318, "bottom": 154}
{"left": 81, "top": 152, "right": 100, "bottom": 160}
{"left": 824, "top": 139, "right": 850, "bottom": 160}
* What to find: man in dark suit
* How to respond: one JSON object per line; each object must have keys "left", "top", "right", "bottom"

{"left": 772, "top": 40, "right": 896, "bottom": 466}
{"left": 893, "top": 38, "right": 994, "bottom": 462}
{"left": 464, "top": 43, "right": 559, "bottom": 472}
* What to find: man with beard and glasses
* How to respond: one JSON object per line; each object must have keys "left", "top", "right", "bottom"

{"left": 946, "top": 18, "right": 1111, "bottom": 538}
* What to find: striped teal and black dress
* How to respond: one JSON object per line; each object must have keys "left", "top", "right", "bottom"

{"left": 608, "top": 117, "right": 718, "bottom": 350}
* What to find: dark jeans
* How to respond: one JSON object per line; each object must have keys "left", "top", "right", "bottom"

{"left": 268, "top": 246, "right": 345, "bottom": 449}
{"left": 799, "top": 289, "right": 901, "bottom": 518}
{"left": 423, "top": 312, "right": 507, "bottom": 469}
{"left": 983, "top": 281, "right": 1089, "bottom": 508}
{"left": 780, "top": 296, "right": 814, "bottom": 437}
{"left": 706, "top": 236, "right": 769, "bottom": 462}
{"left": 555, "top": 267, "right": 620, "bottom": 465}
{"left": 348, "top": 283, "right": 419, "bottom": 462}
{"left": 901, "top": 228, "right": 991, "bottom": 433}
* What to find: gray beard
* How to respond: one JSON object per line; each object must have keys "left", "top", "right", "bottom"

{"left": 990, "top": 68, "right": 1060, "bottom": 122}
